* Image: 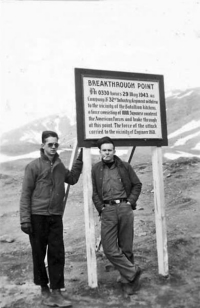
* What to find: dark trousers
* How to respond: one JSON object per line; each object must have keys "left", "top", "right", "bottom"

{"left": 101, "top": 202, "right": 137, "bottom": 282}
{"left": 29, "top": 215, "right": 65, "bottom": 290}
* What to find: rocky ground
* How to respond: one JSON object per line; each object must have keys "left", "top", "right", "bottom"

{"left": 0, "top": 156, "right": 200, "bottom": 308}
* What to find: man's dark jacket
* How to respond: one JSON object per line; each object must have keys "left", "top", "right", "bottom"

{"left": 20, "top": 149, "right": 83, "bottom": 224}
{"left": 92, "top": 155, "right": 142, "bottom": 214}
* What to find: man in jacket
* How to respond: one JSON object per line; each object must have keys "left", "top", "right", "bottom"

{"left": 20, "top": 130, "right": 83, "bottom": 307}
{"left": 92, "top": 136, "right": 142, "bottom": 295}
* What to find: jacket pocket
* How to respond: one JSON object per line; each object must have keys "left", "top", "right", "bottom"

{"left": 32, "top": 179, "right": 52, "bottom": 199}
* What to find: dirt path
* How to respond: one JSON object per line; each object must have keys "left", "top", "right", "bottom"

{"left": 0, "top": 157, "right": 200, "bottom": 308}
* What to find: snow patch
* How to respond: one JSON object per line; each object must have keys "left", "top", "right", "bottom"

{"left": 192, "top": 142, "right": 200, "bottom": 151}
{"left": 164, "top": 150, "right": 200, "bottom": 160}
{"left": 168, "top": 120, "right": 200, "bottom": 139}
{"left": 166, "top": 91, "right": 182, "bottom": 99}
{"left": 42, "top": 118, "right": 53, "bottom": 128}
{"left": 54, "top": 118, "right": 61, "bottom": 136}
{"left": 0, "top": 151, "right": 40, "bottom": 163}
{"left": 172, "top": 130, "right": 200, "bottom": 147}
{"left": 166, "top": 90, "right": 193, "bottom": 100}
{"left": 0, "top": 148, "right": 72, "bottom": 163}
{"left": 20, "top": 130, "right": 41, "bottom": 143}
{"left": 176, "top": 90, "right": 193, "bottom": 99}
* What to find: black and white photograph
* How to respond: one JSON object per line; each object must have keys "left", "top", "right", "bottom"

{"left": 0, "top": 0, "right": 200, "bottom": 307}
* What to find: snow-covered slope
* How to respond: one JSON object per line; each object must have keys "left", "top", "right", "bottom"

{"left": 163, "top": 88, "right": 200, "bottom": 159}
{"left": 0, "top": 88, "right": 200, "bottom": 161}
{"left": 0, "top": 113, "right": 76, "bottom": 156}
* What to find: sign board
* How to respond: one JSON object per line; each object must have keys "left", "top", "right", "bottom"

{"left": 75, "top": 68, "right": 168, "bottom": 147}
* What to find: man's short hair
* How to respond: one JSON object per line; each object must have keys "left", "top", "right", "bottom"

{"left": 97, "top": 136, "right": 115, "bottom": 149}
{"left": 42, "top": 131, "right": 59, "bottom": 143}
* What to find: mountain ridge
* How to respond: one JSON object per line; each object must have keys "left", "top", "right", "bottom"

{"left": 0, "top": 87, "right": 200, "bottom": 159}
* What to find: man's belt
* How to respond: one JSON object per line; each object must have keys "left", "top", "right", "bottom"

{"left": 104, "top": 198, "right": 128, "bottom": 205}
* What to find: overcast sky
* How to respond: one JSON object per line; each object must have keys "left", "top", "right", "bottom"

{"left": 1, "top": 0, "right": 200, "bottom": 135}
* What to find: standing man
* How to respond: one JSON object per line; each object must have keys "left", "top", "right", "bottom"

{"left": 20, "top": 131, "right": 83, "bottom": 307}
{"left": 92, "top": 136, "right": 142, "bottom": 295}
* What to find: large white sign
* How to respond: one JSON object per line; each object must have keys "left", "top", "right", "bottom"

{"left": 83, "top": 77, "right": 162, "bottom": 139}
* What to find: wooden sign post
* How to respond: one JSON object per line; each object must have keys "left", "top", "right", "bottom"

{"left": 152, "top": 146, "right": 168, "bottom": 276}
{"left": 75, "top": 68, "right": 169, "bottom": 285}
{"left": 82, "top": 148, "right": 98, "bottom": 287}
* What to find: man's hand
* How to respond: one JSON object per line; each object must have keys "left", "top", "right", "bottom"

{"left": 127, "top": 200, "right": 137, "bottom": 210}
{"left": 77, "top": 148, "right": 83, "bottom": 161}
{"left": 21, "top": 223, "right": 33, "bottom": 235}
{"left": 131, "top": 202, "right": 137, "bottom": 210}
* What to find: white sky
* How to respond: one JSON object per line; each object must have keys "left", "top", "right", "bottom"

{"left": 0, "top": 0, "right": 200, "bottom": 135}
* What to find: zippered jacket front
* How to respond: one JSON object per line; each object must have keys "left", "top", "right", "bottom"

{"left": 92, "top": 155, "right": 142, "bottom": 214}
{"left": 20, "top": 149, "right": 83, "bottom": 224}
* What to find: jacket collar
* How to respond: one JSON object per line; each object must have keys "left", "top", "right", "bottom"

{"left": 101, "top": 155, "right": 123, "bottom": 167}
{"left": 40, "top": 148, "right": 59, "bottom": 163}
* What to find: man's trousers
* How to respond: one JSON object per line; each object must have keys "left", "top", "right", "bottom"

{"left": 101, "top": 202, "right": 137, "bottom": 282}
{"left": 29, "top": 215, "right": 65, "bottom": 290}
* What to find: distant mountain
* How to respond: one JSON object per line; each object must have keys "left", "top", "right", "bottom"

{"left": 163, "top": 87, "right": 200, "bottom": 160}
{"left": 166, "top": 88, "right": 200, "bottom": 132}
{"left": 0, "top": 114, "right": 76, "bottom": 156}
{"left": 0, "top": 88, "right": 200, "bottom": 160}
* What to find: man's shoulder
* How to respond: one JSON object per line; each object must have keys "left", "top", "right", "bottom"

{"left": 92, "top": 161, "right": 102, "bottom": 170}
{"left": 115, "top": 156, "right": 130, "bottom": 168}
{"left": 25, "top": 157, "right": 41, "bottom": 169}
{"left": 121, "top": 160, "right": 130, "bottom": 167}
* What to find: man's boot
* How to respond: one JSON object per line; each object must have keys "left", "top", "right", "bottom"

{"left": 41, "top": 286, "right": 51, "bottom": 305}
{"left": 117, "top": 273, "right": 129, "bottom": 283}
{"left": 122, "top": 266, "right": 142, "bottom": 295}
{"left": 43, "top": 289, "right": 72, "bottom": 307}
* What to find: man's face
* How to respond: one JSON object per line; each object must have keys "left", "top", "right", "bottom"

{"left": 42, "top": 136, "right": 59, "bottom": 157}
{"left": 99, "top": 143, "right": 115, "bottom": 162}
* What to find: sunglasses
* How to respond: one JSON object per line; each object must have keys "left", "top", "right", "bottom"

{"left": 46, "top": 143, "right": 59, "bottom": 148}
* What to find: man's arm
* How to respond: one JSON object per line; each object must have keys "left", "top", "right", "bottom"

{"left": 91, "top": 167, "right": 104, "bottom": 215}
{"left": 64, "top": 149, "right": 83, "bottom": 185}
{"left": 127, "top": 164, "right": 142, "bottom": 209}
{"left": 20, "top": 164, "right": 36, "bottom": 227}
